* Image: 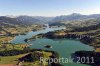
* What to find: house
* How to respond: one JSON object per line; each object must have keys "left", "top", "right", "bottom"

{"left": 0, "top": 32, "right": 3, "bottom": 35}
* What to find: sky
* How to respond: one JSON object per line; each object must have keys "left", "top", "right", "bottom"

{"left": 0, "top": 0, "right": 100, "bottom": 16}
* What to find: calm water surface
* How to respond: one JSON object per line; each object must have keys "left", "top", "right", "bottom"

{"left": 11, "top": 27, "right": 94, "bottom": 66}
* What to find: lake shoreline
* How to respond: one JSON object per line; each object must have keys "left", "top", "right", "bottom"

{"left": 25, "top": 29, "right": 99, "bottom": 66}
{"left": 10, "top": 27, "right": 99, "bottom": 66}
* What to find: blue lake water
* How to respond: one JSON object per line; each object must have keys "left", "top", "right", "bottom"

{"left": 11, "top": 27, "right": 94, "bottom": 66}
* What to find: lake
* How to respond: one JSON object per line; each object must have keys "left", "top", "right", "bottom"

{"left": 11, "top": 27, "right": 94, "bottom": 66}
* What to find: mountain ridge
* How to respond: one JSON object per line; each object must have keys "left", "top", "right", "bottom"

{"left": 1, "top": 13, "right": 100, "bottom": 28}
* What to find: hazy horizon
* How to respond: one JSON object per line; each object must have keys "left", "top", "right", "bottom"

{"left": 0, "top": 0, "right": 100, "bottom": 16}
{"left": 1, "top": 13, "right": 100, "bottom": 17}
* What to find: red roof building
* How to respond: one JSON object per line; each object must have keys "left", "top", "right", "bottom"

{"left": 0, "top": 32, "right": 3, "bottom": 35}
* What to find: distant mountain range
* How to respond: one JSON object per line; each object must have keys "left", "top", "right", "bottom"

{"left": 0, "top": 13, "right": 100, "bottom": 28}
{"left": 50, "top": 13, "right": 100, "bottom": 22}
{"left": 49, "top": 13, "right": 100, "bottom": 27}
